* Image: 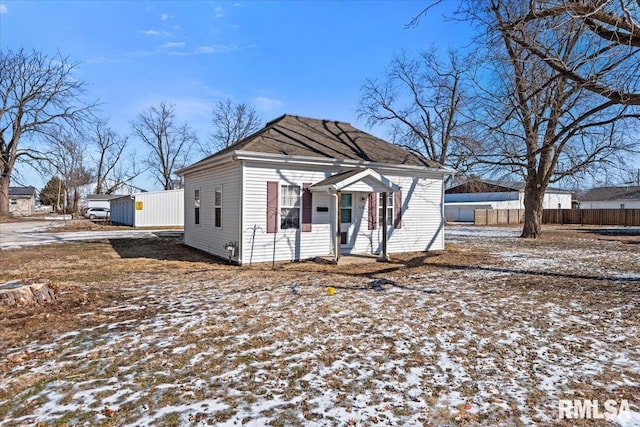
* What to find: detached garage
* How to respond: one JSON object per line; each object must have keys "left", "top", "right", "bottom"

{"left": 110, "top": 189, "right": 184, "bottom": 228}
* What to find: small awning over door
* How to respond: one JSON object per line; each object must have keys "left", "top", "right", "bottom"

{"left": 309, "top": 168, "right": 399, "bottom": 193}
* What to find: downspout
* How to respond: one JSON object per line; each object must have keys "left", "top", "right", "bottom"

{"left": 441, "top": 175, "right": 446, "bottom": 247}
{"left": 327, "top": 188, "right": 339, "bottom": 263}
{"left": 336, "top": 190, "right": 342, "bottom": 263}
{"left": 237, "top": 156, "right": 244, "bottom": 265}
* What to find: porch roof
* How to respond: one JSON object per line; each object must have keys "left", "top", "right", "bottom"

{"left": 310, "top": 168, "right": 400, "bottom": 193}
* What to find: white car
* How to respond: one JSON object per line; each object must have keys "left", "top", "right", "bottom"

{"left": 83, "top": 207, "right": 110, "bottom": 220}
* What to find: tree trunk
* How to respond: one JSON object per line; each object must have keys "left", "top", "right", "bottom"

{"left": 72, "top": 187, "right": 79, "bottom": 213}
{"left": 0, "top": 174, "right": 10, "bottom": 217}
{"left": 521, "top": 180, "right": 544, "bottom": 238}
{"left": 0, "top": 282, "right": 56, "bottom": 306}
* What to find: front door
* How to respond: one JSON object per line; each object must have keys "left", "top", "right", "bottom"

{"left": 340, "top": 192, "right": 354, "bottom": 250}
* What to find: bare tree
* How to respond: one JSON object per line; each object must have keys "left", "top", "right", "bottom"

{"left": 358, "top": 49, "right": 481, "bottom": 174}
{"left": 0, "top": 48, "right": 95, "bottom": 216}
{"left": 205, "top": 98, "right": 262, "bottom": 154}
{"left": 131, "top": 102, "right": 197, "bottom": 190}
{"left": 91, "top": 120, "right": 142, "bottom": 194}
{"left": 497, "top": 0, "right": 640, "bottom": 105}
{"left": 42, "top": 130, "right": 93, "bottom": 213}
{"left": 463, "top": 0, "right": 640, "bottom": 237}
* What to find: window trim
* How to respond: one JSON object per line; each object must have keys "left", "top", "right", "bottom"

{"left": 340, "top": 193, "right": 353, "bottom": 224}
{"left": 378, "top": 192, "right": 394, "bottom": 226}
{"left": 194, "top": 188, "right": 201, "bottom": 226}
{"left": 280, "top": 184, "right": 301, "bottom": 230}
{"left": 214, "top": 186, "right": 222, "bottom": 229}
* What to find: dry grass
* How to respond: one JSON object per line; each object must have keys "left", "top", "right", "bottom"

{"left": 0, "top": 226, "right": 638, "bottom": 426}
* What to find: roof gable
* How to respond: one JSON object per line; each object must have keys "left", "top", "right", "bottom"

{"left": 9, "top": 186, "right": 36, "bottom": 197}
{"left": 187, "top": 114, "right": 443, "bottom": 170}
{"left": 310, "top": 168, "right": 400, "bottom": 193}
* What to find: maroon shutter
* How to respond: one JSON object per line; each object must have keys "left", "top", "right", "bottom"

{"left": 394, "top": 190, "right": 402, "bottom": 229}
{"left": 368, "top": 192, "right": 377, "bottom": 230}
{"left": 302, "top": 183, "right": 312, "bottom": 232}
{"left": 267, "top": 181, "right": 278, "bottom": 233}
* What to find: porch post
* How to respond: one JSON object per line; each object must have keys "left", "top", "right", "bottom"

{"left": 336, "top": 190, "right": 341, "bottom": 263}
{"left": 380, "top": 191, "right": 389, "bottom": 262}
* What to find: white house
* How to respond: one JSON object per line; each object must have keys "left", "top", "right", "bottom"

{"left": 177, "top": 114, "right": 453, "bottom": 264}
{"left": 110, "top": 189, "right": 184, "bottom": 227}
{"left": 8, "top": 187, "right": 36, "bottom": 216}
{"left": 445, "top": 179, "right": 572, "bottom": 222}
{"left": 579, "top": 186, "right": 640, "bottom": 209}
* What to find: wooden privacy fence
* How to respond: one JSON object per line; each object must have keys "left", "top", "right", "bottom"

{"left": 474, "top": 208, "right": 640, "bottom": 226}
{"left": 474, "top": 209, "right": 524, "bottom": 225}
{"left": 543, "top": 208, "right": 640, "bottom": 226}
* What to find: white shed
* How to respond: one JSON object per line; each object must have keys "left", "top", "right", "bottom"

{"left": 110, "top": 190, "right": 184, "bottom": 227}
{"left": 177, "top": 114, "right": 453, "bottom": 265}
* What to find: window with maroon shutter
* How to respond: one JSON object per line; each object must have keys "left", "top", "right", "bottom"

{"left": 379, "top": 192, "right": 393, "bottom": 226}
{"left": 368, "top": 192, "right": 377, "bottom": 230}
{"left": 266, "top": 181, "right": 278, "bottom": 233}
{"left": 280, "top": 185, "right": 300, "bottom": 229}
{"left": 394, "top": 190, "right": 402, "bottom": 229}
{"left": 302, "top": 183, "right": 312, "bottom": 232}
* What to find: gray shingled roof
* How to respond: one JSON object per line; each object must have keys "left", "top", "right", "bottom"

{"left": 9, "top": 186, "right": 36, "bottom": 197}
{"left": 580, "top": 186, "right": 640, "bottom": 201}
{"left": 310, "top": 169, "right": 364, "bottom": 188}
{"left": 191, "top": 114, "right": 443, "bottom": 169}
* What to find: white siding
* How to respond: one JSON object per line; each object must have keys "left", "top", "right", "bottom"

{"left": 350, "top": 174, "right": 445, "bottom": 255}
{"left": 242, "top": 162, "right": 332, "bottom": 264}
{"left": 241, "top": 162, "right": 445, "bottom": 264}
{"left": 445, "top": 204, "right": 492, "bottom": 222}
{"left": 110, "top": 191, "right": 184, "bottom": 227}
{"left": 183, "top": 163, "right": 242, "bottom": 260}
{"left": 134, "top": 190, "right": 184, "bottom": 227}
{"left": 542, "top": 192, "right": 572, "bottom": 209}
{"left": 444, "top": 191, "right": 572, "bottom": 218}
{"left": 583, "top": 200, "right": 640, "bottom": 209}
{"left": 9, "top": 197, "right": 34, "bottom": 216}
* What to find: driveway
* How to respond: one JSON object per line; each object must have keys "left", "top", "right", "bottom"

{"left": 0, "top": 221, "right": 182, "bottom": 250}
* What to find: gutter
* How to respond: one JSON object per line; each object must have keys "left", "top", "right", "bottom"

{"left": 231, "top": 151, "right": 456, "bottom": 176}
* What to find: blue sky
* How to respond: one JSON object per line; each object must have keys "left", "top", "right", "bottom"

{"left": 1, "top": 0, "right": 473, "bottom": 191}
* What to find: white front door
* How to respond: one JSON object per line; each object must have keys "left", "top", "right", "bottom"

{"left": 340, "top": 192, "right": 354, "bottom": 250}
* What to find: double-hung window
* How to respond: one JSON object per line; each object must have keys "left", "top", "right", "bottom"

{"left": 194, "top": 189, "right": 200, "bottom": 225}
{"left": 280, "top": 185, "right": 300, "bottom": 229}
{"left": 379, "top": 192, "right": 394, "bottom": 226}
{"left": 340, "top": 193, "right": 352, "bottom": 223}
{"left": 214, "top": 186, "right": 222, "bottom": 228}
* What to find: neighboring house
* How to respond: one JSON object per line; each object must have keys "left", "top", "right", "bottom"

{"left": 110, "top": 190, "right": 184, "bottom": 227}
{"left": 445, "top": 179, "right": 572, "bottom": 222}
{"left": 578, "top": 186, "right": 640, "bottom": 209}
{"left": 85, "top": 194, "right": 122, "bottom": 210}
{"left": 177, "top": 114, "right": 453, "bottom": 265}
{"left": 8, "top": 187, "right": 37, "bottom": 216}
